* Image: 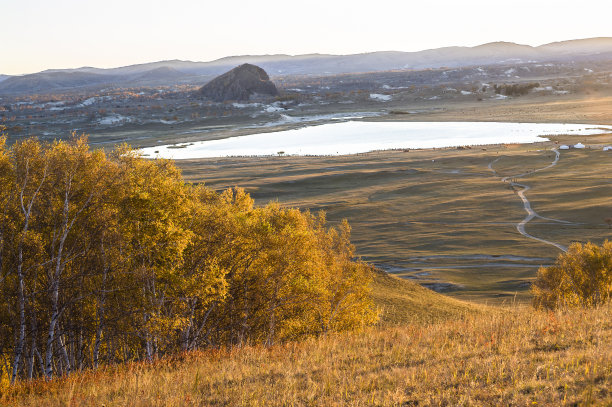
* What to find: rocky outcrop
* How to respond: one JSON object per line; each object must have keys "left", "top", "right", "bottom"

{"left": 199, "top": 64, "right": 278, "bottom": 102}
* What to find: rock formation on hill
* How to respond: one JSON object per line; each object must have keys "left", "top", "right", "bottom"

{"left": 199, "top": 63, "right": 278, "bottom": 102}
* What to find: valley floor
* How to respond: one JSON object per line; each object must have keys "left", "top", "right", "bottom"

{"left": 179, "top": 133, "right": 612, "bottom": 303}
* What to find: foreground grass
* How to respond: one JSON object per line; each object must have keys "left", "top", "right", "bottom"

{"left": 2, "top": 301, "right": 610, "bottom": 406}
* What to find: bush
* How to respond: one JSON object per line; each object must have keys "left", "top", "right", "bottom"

{"left": 532, "top": 241, "right": 612, "bottom": 309}
{"left": 493, "top": 82, "right": 540, "bottom": 96}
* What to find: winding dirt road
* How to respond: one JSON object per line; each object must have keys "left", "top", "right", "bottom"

{"left": 488, "top": 149, "right": 569, "bottom": 252}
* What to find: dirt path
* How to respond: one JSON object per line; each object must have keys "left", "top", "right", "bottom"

{"left": 488, "top": 150, "right": 568, "bottom": 252}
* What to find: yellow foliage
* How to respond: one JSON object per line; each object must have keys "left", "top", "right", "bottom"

{"left": 0, "top": 136, "right": 375, "bottom": 382}
{"left": 532, "top": 240, "right": 612, "bottom": 309}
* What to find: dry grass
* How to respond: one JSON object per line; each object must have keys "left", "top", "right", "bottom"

{"left": 179, "top": 136, "right": 612, "bottom": 303}
{"left": 374, "top": 94, "right": 612, "bottom": 125}
{"left": 2, "top": 283, "right": 610, "bottom": 406}
{"left": 370, "top": 269, "right": 485, "bottom": 325}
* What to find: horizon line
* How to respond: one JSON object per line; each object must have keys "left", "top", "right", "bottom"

{"left": 3, "top": 36, "right": 611, "bottom": 77}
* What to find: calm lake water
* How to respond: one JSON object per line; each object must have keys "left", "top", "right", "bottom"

{"left": 140, "top": 121, "right": 612, "bottom": 159}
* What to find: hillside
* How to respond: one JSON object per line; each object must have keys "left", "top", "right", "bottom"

{"left": 131, "top": 66, "right": 190, "bottom": 84}
{"left": 2, "top": 272, "right": 609, "bottom": 406}
{"left": 371, "top": 269, "right": 482, "bottom": 324}
{"left": 0, "top": 71, "right": 120, "bottom": 94}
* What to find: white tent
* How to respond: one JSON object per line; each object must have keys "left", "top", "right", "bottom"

{"left": 604, "top": 146, "right": 612, "bottom": 151}
{"left": 559, "top": 145, "right": 570, "bottom": 150}
{"left": 574, "top": 143, "right": 586, "bottom": 149}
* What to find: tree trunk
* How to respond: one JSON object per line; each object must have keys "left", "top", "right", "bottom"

{"left": 45, "top": 196, "right": 71, "bottom": 380}
{"left": 187, "top": 301, "right": 217, "bottom": 350}
{"left": 12, "top": 211, "right": 31, "bottom": 383}
{"left": 11, "top": 262, "right": 26, "bottom": 383}
{"left": 92, "top": 321, "right": 104, "bottom": 369}
{"left": 266, "top": 309, "right": 276, "bottom": 347}
{"left": 145, "top": 336, "right": 153, "bottom": 361}
{"left": 34, "top": 347, "right": 44, "bottom": 378}
{"left": 58, "top": 334, "right": 71, "bottom": 376}
{"left": 12, "top": 159, "right": 48, "bottom": 382}
{"left": 94, "top": 242, "right": 109, "bottom": 368}
{"left": 27, "top": 310, "right": 39, "bottom": 380}
{"left": 93, "top": 287, "right": 107, "bottom": 368}
{"left": 44, "top": 279, "right": 60, "bottom": 380}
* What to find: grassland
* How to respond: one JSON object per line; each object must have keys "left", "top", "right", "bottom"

{"left": 2, "top": 97, "right": 612, "bottom": 405}
{"left": 377, "top": 94, "right": 612, "bottom": 125}
{"left": 2, "top": 272, "right": 610, "bottom": 406}
{"left": 179, "top": 131, "right": 612, "bottom": 303}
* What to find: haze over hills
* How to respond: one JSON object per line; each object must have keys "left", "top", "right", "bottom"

{"left": 1, "top": 37, "right": 612, "bottom": 95}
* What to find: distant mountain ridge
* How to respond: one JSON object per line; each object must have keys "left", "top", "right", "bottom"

{"left": 2, "top": 37, "right": 612, "bottom": 95}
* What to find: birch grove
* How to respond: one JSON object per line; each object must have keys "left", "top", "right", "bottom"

{"left": 0, "top": 135, "right": 376, "bottom": 383}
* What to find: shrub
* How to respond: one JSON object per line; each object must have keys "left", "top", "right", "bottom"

{"left": 532, "top": 240, "right": 612, "bottom": 309}
{"left": 493, "top": 82, "right": 540, "bottom": 96}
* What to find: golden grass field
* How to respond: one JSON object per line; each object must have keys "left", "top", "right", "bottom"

{"left": 2, "top": 272, "right": 610, "bottom": 406}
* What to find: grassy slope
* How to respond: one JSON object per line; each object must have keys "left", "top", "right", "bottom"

{"left": 2, "top": 272, "right": 611, "bottom": 406}
{"left": 371, "top": 269, "right": 484, "bottom": 325}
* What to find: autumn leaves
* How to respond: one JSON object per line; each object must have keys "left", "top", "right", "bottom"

{"left": 532, "top": 240, "right": 612, "bottom": 309}
{"left": 0, "top": 136, "right": 375, "bottom": 383}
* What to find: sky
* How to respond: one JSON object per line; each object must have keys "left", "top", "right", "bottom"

{"left": 2, "top": 0, "right": 611, "bottom": 75}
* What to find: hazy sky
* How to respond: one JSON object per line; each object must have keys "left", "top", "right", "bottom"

{"left": 2, "top": 0, "right": 611, "bottom": 75}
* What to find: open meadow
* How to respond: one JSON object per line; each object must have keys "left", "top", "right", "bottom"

{"left": 179, "top": 126, "right": 612, "bottom": 303}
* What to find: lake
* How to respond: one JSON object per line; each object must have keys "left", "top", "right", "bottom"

{"left": 140, "top": 121, "right": 612, "bottom": 159}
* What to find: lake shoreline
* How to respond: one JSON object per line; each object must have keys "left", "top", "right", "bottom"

{"left": 140, "top": 121, "right": 612, "bottom": 159}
